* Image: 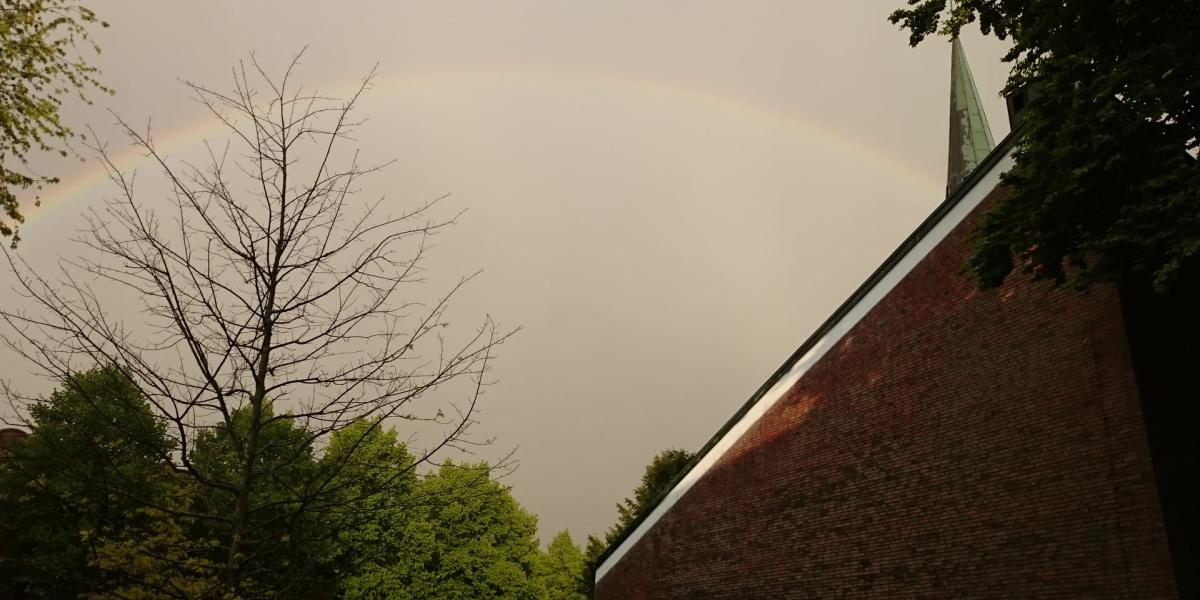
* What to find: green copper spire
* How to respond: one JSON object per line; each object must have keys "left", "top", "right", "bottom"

{"left": 946, "top": 36, "right": 995, "bottom": 196}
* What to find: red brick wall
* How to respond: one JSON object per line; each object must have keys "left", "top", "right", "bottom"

{"left": 596, "top": 187, "right": 1178, "bottom": 599}
{"left": 0, "top": 429, "right": 26, "bottom": 456}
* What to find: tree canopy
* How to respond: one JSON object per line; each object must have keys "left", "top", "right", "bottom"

{"left": 0, "top": 366, "right": 179, "bottom": 598}
{"left": 1, "top": 369, "right": 592, "bottom": 599}
{"left": 415, "top": 461, "right": 544, "bottom": 600}
{"left": 584, "top": 448, "right": 695, "bottom": 592}
{"left": 890, "top": 0, "right": 1200, "bottom": 294}
{"left": 325, "top": 457, "right": 549, "bottom": 600}
{"left": 189, "top": 404, "right": 333, "bottom": 598}
{"left": 537, "top": 530, "right": 588, "bottom": 600}
{"left": 0, "top": 0, "right": 111, "bottom": 244}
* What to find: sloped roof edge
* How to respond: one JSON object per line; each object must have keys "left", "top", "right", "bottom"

{"left": 595, "top": 124, "right": 1025, "bottom": 582}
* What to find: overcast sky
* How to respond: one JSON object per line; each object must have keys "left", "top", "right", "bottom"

{"left": 3, "top": 1, "right": 1013, "bottom": 544}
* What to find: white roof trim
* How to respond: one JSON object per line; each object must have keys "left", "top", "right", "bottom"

{"left": 596, "top": 148, "right": 1016, "bottom": 583}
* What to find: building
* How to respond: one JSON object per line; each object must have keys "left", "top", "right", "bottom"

{"left": 594, "top": 39, "right": 1194, "bottom": 599}
{"left": 0, "top": 428, "right": 27, "bottom": 456}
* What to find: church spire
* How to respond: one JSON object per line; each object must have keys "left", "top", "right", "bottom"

{"left": 946, "top": 36, "right": 995, "bottom": 195}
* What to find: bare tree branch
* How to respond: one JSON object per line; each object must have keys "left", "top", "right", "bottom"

{"left": 0, "top": 53, "right": 515, "bottom": 597}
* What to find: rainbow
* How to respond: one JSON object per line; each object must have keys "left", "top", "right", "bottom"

{"left": 25, "top": 67, "right": 941, "bottom": 223}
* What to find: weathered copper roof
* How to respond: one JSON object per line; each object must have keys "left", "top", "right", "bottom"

{"left": 947, "top": 37, "right": 995, "bottom": 196}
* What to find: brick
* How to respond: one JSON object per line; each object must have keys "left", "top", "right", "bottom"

{"left": 596, "top": 188, "right": 1178, "bottom": 599}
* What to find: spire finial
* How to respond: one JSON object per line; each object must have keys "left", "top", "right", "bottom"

{"left": 946, "top": 34, "right": 995, "bottom": 195}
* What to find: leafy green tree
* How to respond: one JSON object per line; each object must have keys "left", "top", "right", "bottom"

{"left": 2, "top": 380, "right": 547, "bottom": 599}
{"left": 85, "top": 501, "right": 229, "bottom": 600}
{"left": 611, "top": 448, "right": 695, "bottom": 535}
{"left": 189, "top": 403, "right": 333, "bottom": 598}
{"left": 323, "top": 420, "right": 431, "bottom": 599}
{"left": 0, "top": 366, "right": 176, "bottom": 598}
{"left": 583, "top": 448, "right": 695, "bottom": 592}
{"left": 417, "top": 461, "right": 543, "bottom": 600}
{"left": 890, "top": 0, "right": 1200, "bottom": 294}
{"left": 0, "top": 0, "right": 111, "bottom": 244}
{"left": 536, "top": 530, "right": 588, "bottom": 600}
{"left": 342, "top": 460, "right": 543, "bottom": 600}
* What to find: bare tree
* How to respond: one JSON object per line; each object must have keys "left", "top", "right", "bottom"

{"left": 1, "top": 52, "right": 513, "bottom": 597}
